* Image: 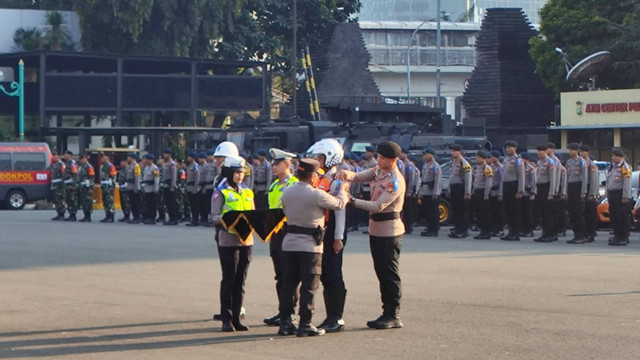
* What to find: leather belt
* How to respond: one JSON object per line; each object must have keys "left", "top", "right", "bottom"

{"left": 286, "top": 225, "right": 318, "bottom": 235}
{"left": 370, "top": 212, "right": 401, "bottom": 222}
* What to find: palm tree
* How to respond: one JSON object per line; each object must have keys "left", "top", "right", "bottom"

{"left": 12, "top": 27, "right": 43, "bottom": 51}
{"left": 42, "top": 11, "right": 74, "bottom": 51}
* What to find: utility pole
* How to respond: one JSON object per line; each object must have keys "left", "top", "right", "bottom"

{"left": 406, "top": 19, "right": 428, "bottom": 99}
{"left": 291, "top": 0, "right": 297, "bottom": 117}
{"left": 436, "top": 0, "right": 442, "bottom": 100}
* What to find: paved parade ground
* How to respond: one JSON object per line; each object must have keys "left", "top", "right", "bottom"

{"left": 1, "top": 211, "right": 640, "bottom": 359}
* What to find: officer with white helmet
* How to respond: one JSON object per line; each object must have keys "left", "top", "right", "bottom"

{"left": 306, "top": 138, "right": 350, "bottom": 333}
{"left": 213, "top": 141, "right": 240, "bottom": 187}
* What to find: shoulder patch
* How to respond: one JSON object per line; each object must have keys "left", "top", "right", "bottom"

{"left": 134, "top": 164, "right": 141, "bottom": 176}
{"left": 622, "top": 164, "right": 631, "bottom": 178}
{"left": 433, "top": 164, "right": 439, "bottom": 173}
{"left": 516, "top": 158, "right": 522, "bottom": 166}
{"left": 484, "top": 164, "right": 493, "bottom": 177}
{"left": 461, "top": 159, "right": 472, "bottom": 173}
{"left": 387, "top": 178, "right": 399, "bottom": 192}
{"left": 547, "top": 158, "right": 554, "bottom": 169}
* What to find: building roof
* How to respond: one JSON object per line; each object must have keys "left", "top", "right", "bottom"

{"left": 358, "top": 21, "right": 480, "bottom": 31}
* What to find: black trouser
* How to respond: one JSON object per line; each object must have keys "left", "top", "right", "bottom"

{"left": 270, "top": 231, "right": 298, "bottom": 315}
{"left": 144, "top": 192, "right": 156, "bottom": 221}
{"left": 472, "top": 189, "right": 490, "bottom": 234}
{"left": 503, "top": 181, "right": 521, "bottom": 235}
{"left": 346, "top": 204, "right": 358, "bottom": 230}
{"left": 163, "top": 188, "right": 178, "bottom": 221}
{"left": 279, "top": 251, "right": 322, "bottom": 326}
{"left": 489, "top": 195, "right": 503, "bottom": 233}
{"left": 218, "top": 245, "right": 252, "bottom": 322}
{"left": 608, "top": 190, "right": 630, "bottom": 240}
{"left": 402, "top": 196, "right": 416, "bottom": 230}
{"left": 321, "top": 232, "right": 346, "bottom": 291}
{"left": 535, "top": 183, "right": 555, "bottom": 237}
{"left": 255, "top": 190, "right": 268, "bottom": 210}
{"left": 128, "top": 190, "right": 141, "bottom": 220}
{"left": 450, "top": 183, "right": 468, "bottom": 233}
{"left": 584, "top": 198, "right": 598, "bottom": 238}
{"left": 188, "top": 192, "right": 199, "bottom": 223}
{"left": 360, "top": 191, "right": 371, "bottom": 226}
{"left": 521, "top": 197, "right": 534, "bottom": 233}
{"left": 370, "top": 235, "right": 402, "bottom": 316}
{"left": 556, "top": 197, "right": 567, "bottom": 234}
{"left": 201, "top": 189, "right": 213, "bottom": 223}
{"left": 567, "top": 182, "right": 586, "bottom": 239}
{"left": 422, "top": 195, "right": 440, "bottom": 233}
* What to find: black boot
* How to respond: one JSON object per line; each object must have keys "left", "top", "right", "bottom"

{"left": 79, "top": 212, "right": 91, "bottom": 222}
{"left": 64, "top": 214, "right": 77, "bottom": 222}
{"left": 296, "top": 324, "right": 324, "bottom": 337}
{"left": 118, "top": 215, "right": 130, "bottom": 222}
{"left": 367, "top": 308, "right": 403, "bottom": 330}
{"left": 51, "top": 213, "right": 64, "bottom": 221}
{"left": 277, "top": 315, "right": 297, "bottom": 336}
{"left": 221, "top": 321, "right": 235, "bottom": 332}
{"left": 320, "top": 289, "right": 346, "bottom": 333}
{"left": 232, "top": 314, "right": 249, "bottom": 331}
{"left": 263, "top": 314, "right": 281, "bottom": 326}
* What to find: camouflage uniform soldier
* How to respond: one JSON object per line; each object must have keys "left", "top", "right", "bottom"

{"left": 51, "top": 151, "right": 67, "bottom": 221}
{"left": 156, "top": 158, "right": 167, "bottom": 222}
{"left": 117, "top": 159, "right": 131, "bottom": 222}
{"left": 62, "top": 151, "right": 79, "bottom": 221}
{"left": 177, "top": 159, "right": 188, "bottom": 222}
{"left": 99, "top": 153, "right": 117, "bottom": 222}
{"left": 77, "top": 155, "right": 96, "bottom": 222}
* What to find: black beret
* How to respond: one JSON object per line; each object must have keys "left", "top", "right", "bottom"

{"left": 519, "top": 152, "right": 530, "bottom": 160}
{"left": 257, "top": 149, "right": 268, "bottom": 156}
{"left": 536, "top": 144, "right": 548, "bottom": 151}
{"left": 580, "top": 144, "right": 591, "bottom": 152}
{"left": 65, "top": 150, "right": 73, "bottom": 155}
{"left": 423, "top": 147, "right": 436, "bottom": 155}
{"left": 143, "top": 153, "right": 155, "bottom": 160}
{"left": 547, "top": 142, "right": 556, "bottom": 149}
{"left": 187, "top": 151, "right": 197, "bottom": 158}
{"left": 401, "top": 148, "right": 409, "bottom": 154}
{"left": 163, "top": 148, "right": 173, "bottom": 155}
{"left": 567, "top": 143, "right": 580, "bottom": 150}
{"left": 297, "top": 158, "right": 322, "bottom": 175}
{"left": 79, "top": 154, "right": 88, "bottom": 159}
{"left": 612, "top": 147, "right": 625, "bottom": 157}
{"left": 490, "top": 150, "right": 501, "bottom": 158}
{"left": 377, "top": 141, "right": 402, "bottom": 159}
{"left": 206, "top": 149, "right": 216, "bottom": 156}
{"left": 198, "top": 152, "right": 207, "bottom": 159}
{"left": 365, "top": 146, "right": 376, "bottom": 153}
{"left": 450, "top": 144, "right": 463, "bottom": 152}
{"left": 504, "top": 140, "right": 518, "bottom": 148}
{"left": 127, "top": 152, "right": 136, "bottom": 158}
{"left": 476, "top": 151, "right": 489, "bottom": 159}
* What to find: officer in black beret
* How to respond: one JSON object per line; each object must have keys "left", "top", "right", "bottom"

{"left": 448, "top": 144, "right": 472, "bottom": 238}
{"left": 500, "top": 141, "right": 524, "bottom": 241}
{"left": 419, "top": 147, "right": 442, "bottom": 237}
{"left": 580, "top": 144, "right": 598, "bottom": 242}
{"left": 472, "top": 151, "right": 493, "bottom": 239}
{"left": 565, "top": 143, "right": 588, "bottom": 244}
{"left": 607, "top": 147, "right": 632, "bottom": 245}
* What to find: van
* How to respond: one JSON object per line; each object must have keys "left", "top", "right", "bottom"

{"left": 0, "top": 142, "right": 52, "bottom": 210}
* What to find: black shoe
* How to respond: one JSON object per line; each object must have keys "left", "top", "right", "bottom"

{"left": 474, "top": 233, "right": 491, "bottom": 240}
{"left": 118, "top": 216, "right": 130, "bottom": 222}
{"left": 264, "top": 314, "right": 281, "bottom": 326}
{"left": 100, "top": 217, "right": 110, "bottom": 223}
{"left": 164, "top": 220, "right": 178, "bottom": 225}
{"left": 127, "top": 218, "right": 140, "bottom": 224}
{"left": 202, "top": 222, "right": 213, "bottom": 227}
{"left": 489, "top": 231, "right": 503, "bottom": 237}
{"left": 51, "top": 214, "right": 64, "bottom": 221}
{"left": 500, "top": 234, "right": 520, "bottom": 241}
{"left": 232, "top": 321, "right": 249, "bottom": 331}
{"left": 277, "top": 320, "right": 298, "bottom": 336}
{"left": 362, "top": 230, "right": 369, "bottom": 234}
{"left": 448, "top": 232, "right": 468, "bottom": 239}
{"left": 608, "top": 238, "right": 628, "bottom": 246}
{"left": 534, "top": 236, "right": 553, "bottom": 243}
{"left": 558, "top": 231, "right": 567, "bottom": 237}
{"left": 567, "top": 238, "right": 586, "bottom": 244}
{"left": 221, "top": 321, "right": 235, "bottom": 332}
{"left": 584, "top": 235, "right": 595, "bottom": 243}
{"left": 319, "top": 318, "right": 345, "bottom": 333}
{"left": 421, "top": 230, "right": 438, "bottom": 237}
{"left": 296, "top": 324, "right": 325, "bottom": 337}
{"left": 64, "top": 214, "right": 77, "bottom": 222}
{"left": 186, "top": 222, "right": 199, "bottom": 227}
{"left": 366, "top": 315, "right": 403, "bottom": 329}
{"left": 212, "top": 313, "right": 221, "bottom": 321}
{"left": 519, "top": 231, "right": 534, "bottom": 238}
{"left": 79, "top": 216, "right": 91, "bottom": 222}
{"left": 143, "top": 219, "right": 156, "bottom": 225}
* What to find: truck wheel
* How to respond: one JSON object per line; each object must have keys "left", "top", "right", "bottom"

{"left": 6, "top": 189, "right": 26, "bottom": 210}
{"left": 438, "top": 198, "right": 452, "bottom": 225}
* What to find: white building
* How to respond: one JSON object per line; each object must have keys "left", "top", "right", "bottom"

{"left": 0, "top": 9, "right": 81, "bottom": 54}
{"left": 473, "top": 0, "right": 549, "bottom": 25}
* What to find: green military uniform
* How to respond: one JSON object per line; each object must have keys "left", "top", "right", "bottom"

{"left": 63, "top": 158, "right": 79, "bottom": 219}
{"left": 116, "top": 167, "right": 131, "bottom": 221}
{"left": 100, "top": 161, "right": 117, "bottom": 222}
{"left": 51, "top": 159, "right": 66, "bottom": 220}
{"left": 77, "top": 161, "right": 95, "bottom": 221}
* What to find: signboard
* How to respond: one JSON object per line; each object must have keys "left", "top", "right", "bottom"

{"left": 0, "top": 171, "right": 50, "bottom": 184}
{"left": 561, "top": 89, "right": 640, "bottom": 126}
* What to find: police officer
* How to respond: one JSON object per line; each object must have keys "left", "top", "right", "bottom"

{"left": 400, "top": 149, "right": 417, "bottom": 234}
{"left": 211, "top": 155, "right": 255, "bottom": 332}
{"left": 557, "top": 159, "right": 568, "bottom": 238}
{"left": 500, "top": 141, "right": 525, "bottom": 241}
{"left": 263, "top": 148, "right": 299, "bottom": 327}
{"left": 337, "top": 141, "right": 406, "bottom": 330}
{"left": 306, "top": 139, "right": 350, "bottom": 333}
{"left": 61, "top": 151, "right": 79, "bottom": 221}
{"left": 196, "top": 152, "right": 209, "bottom": 225}
{"left": 520, "top": 152, "right": 536, "bottom": 237}
{"left": 362, "top": 146, "right": 378, "bottom": 170}
{"left": 278, "top": 158, "right": 348, "bottom": 337}
{"left": 253, "top": 149, "right": 272, "bottom": 209}
{"left": 566, "top": 143, "right": 588, "bottom": 244}
{"left": 546, "top": 143, "right": 563, "bottom": 237}
{"left": 99, "top": 153, "right": 117, "bottom": 223}
{"left": 580, "top": 145, "right": 599, "bottom": 242}
{"left": 420, "top": 148, "right": 442, "bottom": 237}
{"left": 607, "top": 147, "right": 632, "bottom": 246}
{"left": 125, "top": 153, "right": 142, "bottom": 224}
{"left": 472, "top": 151, "right": 493, "bottom": 239}
{"left": 448, "top": 144, "right": 472, "bottom": 238}
{"left": 50, "top": 151, "right": 66, "bottom": 221}
{"left": 161, "top": 149, "right": 179, "bottom": 225}
{"left": 202, "top": 150, "right": 218, "bottom": 226}
{"left": 185, "top": 151, "right": 201, "bottom": 226}
{"left": 489, "top": 151, "right": 504, "bottom": 236}
{"left": 240, "top": 152, "right": 254, "bottom": 190}
{"left": 176, "top": 159, "right": 188, "bottom": 222}
{"left": 155, "top": 158, "right": 167, "bottom": 222}
{"left": 141, "top": 154, "right": 160, "bottom": 225}
{"left": 117, "top": 159, "right": 131, "bottom": 222}
{"left": 77, "top": 154, "right": 95, "bottom": 222}
{"left": 534, "top": 144, "right": 558, "bottom": 243}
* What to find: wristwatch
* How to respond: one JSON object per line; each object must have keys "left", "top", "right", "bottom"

{"left": 350, "top": 196, "right": 357, "bottom": 204}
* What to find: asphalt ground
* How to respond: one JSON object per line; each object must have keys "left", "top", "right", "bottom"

{"left": 1, "top": 210, "right": 640, "bottom": 359}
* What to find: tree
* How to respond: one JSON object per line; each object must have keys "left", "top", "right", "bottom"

{"left": 0, "top": 0, "right": 73, "bottom": 10}
{"left": 42, "top": 10, "right": 75, "bottom": 50}
{"left": 12, "top": 27, "right": 42, "bottom": 51}
{"left": 530, "top": 0, "right": 640, "bottom": 96}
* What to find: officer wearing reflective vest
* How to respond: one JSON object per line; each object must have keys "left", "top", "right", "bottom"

{"left": 99, "top": 153, "right": 117, "bottom": 223}
{"left": 211, "top": 155, "right": 255, "bottom": 332}
{"left": 125, "top": 152, "right": 142, "bottom": 224}
{"left": 306, "top": 138, "right": 350, "bottom": 333}
{"left": 263, "top": 148, "right": 299, "bottom": 327}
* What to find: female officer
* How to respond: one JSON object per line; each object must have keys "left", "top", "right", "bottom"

{"left": 211, "top": 155, "right": 255, "bottom": 332}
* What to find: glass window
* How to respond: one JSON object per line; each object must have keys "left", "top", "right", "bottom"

{"left": 0, "top": 153, "right": 10, "bottom": 171}
{"left": 418, "top": 32, "right": 435, "bottom": 47}
{"left": 12, "top": 152, "right": 46, "bottom": 171}
{"left": 369, "top": 49, "right": 390, "bottom": 65}
{"left": 389, "top": 31, "right": 410, "bottom": 47}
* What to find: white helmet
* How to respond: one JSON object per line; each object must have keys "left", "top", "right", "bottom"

{"left": 213, "top": 141, "right": 239, "bottom": 158}
{"left": 306, "top": 138, "right": 344, "bottom": 168}
{"left": 223, "top": 155, "right": 246, "bottom": 171}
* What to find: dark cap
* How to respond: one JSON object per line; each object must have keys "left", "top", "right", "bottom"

{"left": 504, "top": 140, "right": 518, "bottom": 148}
{"left": 365, "top": 146, "right": 375, "bottom": 153}
{"left": 450, "top": 144, "right": 463, "bottom": 152}
{"left": 198, "top": 152, "right": 207, "bottom": 159}
{"left": 401, "top": 148, "right": 409, "bottom": 154}
{"left": 423, "top": 147, "right": 435, "bottom": 155}
{"left": 377, "top": 141, "right": 402, "bottom": 159}
{"left": 163, "top": 148, "right": 173, "bottom": 155}
{"left": 612, "top": 147, "right": 625, "bottom": 157}
{"left": 297, "top": 158, "right": 323, "bottom": 175}
{"left": 567, "top": 143, "right": 581, "bottom": 150}
{"left": 344, "top": 152, "right": 352, "bottom": 160}
{"left": 187, "top": 151, "right": 197, "bottom": 159}
{"left": 65, "top": 150, "right": 73, "bottom": 155}
{"left": 547, "top": 142, "right": 556, "bottom": 149}
{"left": 79, "top": 154, "right": 88, "bottom": 159}
{"left": 127, "top": 152, "right": 136, "bottom": 158}
{"left": 206, "top": 149, "right": 216, "bottom": 156}
{"left": 519, "top": 152, "right": 531, "bottom": 161}
{"left": 490, "top": 150, "right": 501, "bottom": 158}
{"left": 476, "top": 151, "right": 489, "bottom": 159}
{"left": 257, "top": 149, "right": 268, "bottom": 156}
{"left": 580, "top": 144, "right": 591, "bottom": 152}
{"left": 536, "top": 144, "right": 548, "bottom": 151}
{"left": 143, "top": 153, "right": 155, "bottom": 160}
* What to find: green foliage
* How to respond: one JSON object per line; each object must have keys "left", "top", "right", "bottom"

{"left": 12, "top": 27, "right": 43, "bottom": 51}
{"left": 11, "top": 10, "right": 76, "bottom": 51}
{"left": 0, "top": 0, "right": 73, "bottom": 10}
{"left": 530, "top": 0, "right": 640, "bottom": 96}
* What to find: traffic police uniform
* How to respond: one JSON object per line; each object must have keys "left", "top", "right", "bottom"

{"left": 99, "top": 156, "right": 117, "bottom": 222}
{"left": 185, "top": 152, "right": 200, "bottom": 226}
{"left": 520, "top": 152, "right": 537, "bottom": 237}
{"left": 125, "top": 153, "right": 142, "bottom": 223}
{"left": 501, "top": 141, "right": 525, "bottom": 241}
{"left": 62, "top": 152, "right": 79, "bottom": 221}
{"left": 420, "top": 148, "right": 442, "bottom": 237}
{"left": 348, "top": 141, "right": 406, "bottom": 329}
{"left": 50, "top": 153, "right": 66, "bottom": 220}
{"left": 161, "top": 149, "right": 179, "bottom": 225}
{"left": 77, "top": 156, "right": 95, "bottom": 222}
{"left": 278, "top": 158, "right": 348, "bottom": 337}
{"left": 581, "top": 145, "right": 599, "bottom": 242}
{"left": 606, "top": 147, "right": 632, "bottom": 246}
{"left": 565, "top": 143, "right": 588, "bottom": 243}
{"left": 448, "top": 144, "right": 472, "bottom": 237}
{"left": 534, "top": 144, "right": 558, "bottom": 242}
{"left": 472, "top": 151, "right": 493, "bottom": 239}
{"left": 141, "top": 154, "right": 160, "bottom": 224}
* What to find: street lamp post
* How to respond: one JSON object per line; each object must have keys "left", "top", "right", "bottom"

{"left": 406, "top": 19, "right": 428, "bottom": 100}
{"left": 0, "top": 60, "right": 24, "bottom": 141}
